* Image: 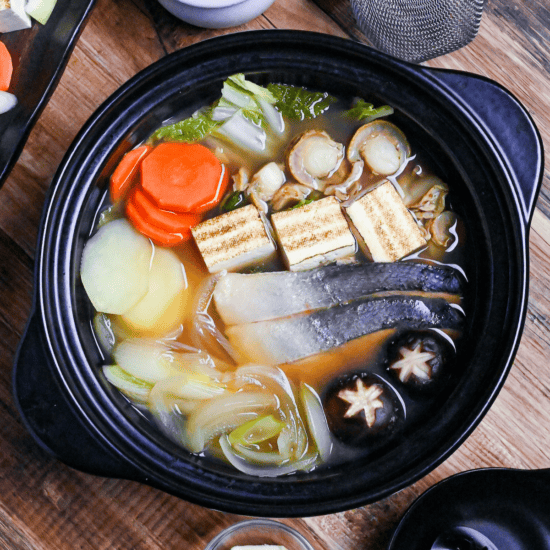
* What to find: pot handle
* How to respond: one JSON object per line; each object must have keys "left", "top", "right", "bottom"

{"left": 422, "top": 68, "right": 544, "bottom": 225}
{"left": 13, "top": 312, "right": 141, "bottom": 480}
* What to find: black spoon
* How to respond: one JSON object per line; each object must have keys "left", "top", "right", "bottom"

{"left": 387, "top": 468, "right": 550, "bottom": 550}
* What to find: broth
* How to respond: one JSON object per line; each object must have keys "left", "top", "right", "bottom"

{"left": 83, "top": 75, "right": 468, "bottom": 476}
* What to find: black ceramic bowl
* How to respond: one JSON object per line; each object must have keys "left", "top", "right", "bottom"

{"left": 14, "top": 31, "right": 543, "bottom": 517}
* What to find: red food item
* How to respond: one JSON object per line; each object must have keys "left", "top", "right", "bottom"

{"left": 109, "top": 145, "right": 151, "bottom": 203}
{"left": 129, "top": 186, "right": 202, "bottom": 239}
{"left": 0, "top": 41, "right": 13, "bottom": 92}
{"left": 140, "top": 142, "right": 229, "bottom": 213}
{"left": 125, "top": 199, "right": 184, "bottom": 247}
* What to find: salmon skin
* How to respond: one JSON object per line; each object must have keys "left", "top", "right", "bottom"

{"left": 214, "top": 261, "right": 465, "bottom": 325}
{"left": 226, "top": 294, "right": 465, "bottom": 365}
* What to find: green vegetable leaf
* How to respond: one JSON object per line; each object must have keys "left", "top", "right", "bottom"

{"left": 150, "top": 110, "right": 220, "bottom": 143}
{"left": 289, "top": 198, "right": 315, "bottom": 210}
{"left": 343, "top": 99, "right": 394, "bottom": 122}
{"left": 267, "top": 84, "right": 337, "bottom": 120}
{"left": 227, "top": 73, "right": 277, "bottom": 104}
{"left": 218, "top": 92, "right": 262, "bottom": 123}
{"left": 221, "top": 191, "right": 248, "bottom": 213}
{"left": 148, "top": 75, "right": 336, "bottom": 146}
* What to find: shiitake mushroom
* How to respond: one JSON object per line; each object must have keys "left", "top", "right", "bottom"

{"left": 385, "top": 329, "right": 455, "bottom": 390}
{"left": 322, "top": 373, "right": 403, "bottom": 446}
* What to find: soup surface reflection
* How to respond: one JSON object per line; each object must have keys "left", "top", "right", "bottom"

{"left": 82, "top": 74, "right": 468, "bottom": 476}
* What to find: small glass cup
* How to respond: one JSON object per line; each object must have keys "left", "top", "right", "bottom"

{"left": 204, "top": 519, "right": 316, "bottom": 550}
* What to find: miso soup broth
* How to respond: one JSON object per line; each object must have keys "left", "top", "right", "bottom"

{"left": 82, "top": 74, "right": 468, "bottom": 476}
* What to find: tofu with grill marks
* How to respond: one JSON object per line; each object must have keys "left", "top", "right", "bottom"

{"left": 271, "top": 196, "right": 356, "bottom": 271}
{"left": 191, "top": 204, "right": 276, "bottom": 273}
{"left": 346, "top": 180, "right": 427, "bottom": 262}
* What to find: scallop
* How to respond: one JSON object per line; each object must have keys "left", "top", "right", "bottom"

{"left": 248, "top": 162, "right": 286, "bottom": 202}
{"left": 271, "top": 182, "right": 311, "bottom": 211}
{"left": 409, "top": 180, "right": 449, "bottom": 220}
{"left": 286, "top": 130, "right": 345, "bottom": 191}
{"left": 428, "top": 211, "right": 459, "bottom": 248}
{"left": 231, "top": 166, "right": 250, "bottom": 192}
{"left": 324, "top": 159, "right": 364, "bottom": 200}
{"left": 348, "top": 121, "right": 411, "bottom": 176}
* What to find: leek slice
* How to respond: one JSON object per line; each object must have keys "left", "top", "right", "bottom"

{"left": 103, "top": 365, "right": 153, "bottom": 403}
{"left": 228, "top": 414, "right": 285, "bottom": 446}
{"left": 219, "top": 436, "right": 318, "bottom": 477}
{"left": 185, "top": 391, "right": 277, "bottom": 453}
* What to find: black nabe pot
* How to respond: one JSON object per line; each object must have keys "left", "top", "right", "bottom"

{"left": 13, "top": 31, "right": 543, "bottom": 517}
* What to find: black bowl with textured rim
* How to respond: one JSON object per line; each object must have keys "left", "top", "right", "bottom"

{"left": 13, "top": 30, "right": 543, "bottom": 517}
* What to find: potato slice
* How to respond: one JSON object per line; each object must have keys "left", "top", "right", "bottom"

{"left": 80, "top": 219, "right": 153, "bottom": 314}
{"left": 122, "top": 247, "right": 188, "bottom": 334}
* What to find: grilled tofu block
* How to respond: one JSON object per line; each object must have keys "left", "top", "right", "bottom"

{"left": 0, "top": 0, "right": 31, "bottom": 32}
{"left": 346, "top": 180, "right": 427, "bottom": 262}
{"left": 191, "top": 204, "right": 276, "bottom": 273}
{"left": 271, "top": 196, "right": 356, "bottom": 271}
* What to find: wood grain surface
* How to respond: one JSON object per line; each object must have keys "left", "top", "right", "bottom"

{"left": 1, "top": 0, "right": 549, "bottom": 548}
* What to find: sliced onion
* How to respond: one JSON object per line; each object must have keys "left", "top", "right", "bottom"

{"left": 234, "top": 365, "right": 308, "bottom": 459}
{"left": 169, "top": 349, "right": 217, "bottom": 374}
{"left": 220, "top": 436, "right": 318, "bottom": 477}
{"left": 300, "top": 383, "right": 333, "bottom": 463}
{"left": 232, "top": 442, "right": 287, "bottom": 465}
{"left": 148, "top": 389, "right": 190, "bottom": 447}
{"left": 151, "top": 374, "right": 226, "bottom": 401}
{"left": 277, "top": 425, "right": 294, "bottom": 459}
{"left": 114, "top": 338, "right": 219, "bottom": 384}
{"left": 185, "top": 391, "right": 277, "bottom": 453}
{"left": 114, "top": 339, "right": 182, "bottom": 383}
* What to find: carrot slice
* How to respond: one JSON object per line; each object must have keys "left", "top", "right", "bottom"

{"left": 130, "top": 187, "right": 203, "bottom": 236}
{"left": 140, "top": 142, "right": 230, "bottom": 213}
{"left": 126, "top": 199, "right": 184, "bottom": 247}
{"left": 110, "top": 145, "right": 151, "bottom": 203}
{"left": 0, "top": 41, "right": 13, "bottom": 92}
{"left": 187, "top": 163, "right": 230, "bottom": 214}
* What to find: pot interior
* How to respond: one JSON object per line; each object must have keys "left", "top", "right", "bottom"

{"left": 41, "top": 32, "right": 527, "bottom": 516}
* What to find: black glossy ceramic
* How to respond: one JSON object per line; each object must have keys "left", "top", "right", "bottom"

{"left": 0, "top": 0, "right": 97, "bottom": 187}
{"left": 13, "top": 31, "right": 543, "bottom": 517}
{"left": 389, "top": 467, "right": 550, "bottom": 549}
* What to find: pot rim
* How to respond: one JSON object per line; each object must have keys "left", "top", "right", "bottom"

{"left": 31, "top": 30, "right": 535, "bottom": 516}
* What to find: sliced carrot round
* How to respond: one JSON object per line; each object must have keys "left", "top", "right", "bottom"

{"left": 126, "top": 200, "right": 184, "bottom": 247}
{"left": 110, "top": 144, "right": 151, "bottom": 203}
{"left": 188, "top": 163, "right": 230, "bottom": 214}
{"left": 0, "top": 41, "right": 13, "bottom": 92}
{"left": 140, "top": 142, "right": 229, "bottom": 213}
{"left": 130, "top": 186, "right": 203, "bottom": 236}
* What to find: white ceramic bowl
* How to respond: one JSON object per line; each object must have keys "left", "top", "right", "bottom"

{"left": 157, "top": 0, "right": 276, "bottom": 28}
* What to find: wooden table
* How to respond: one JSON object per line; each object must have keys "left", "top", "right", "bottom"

{"left": 1, "top": 0, "right": 549, "bottom": 548}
